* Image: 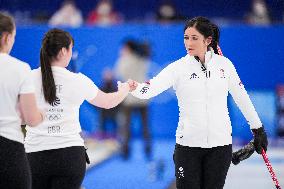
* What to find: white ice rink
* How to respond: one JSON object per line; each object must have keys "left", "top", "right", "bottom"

{"left": 84, "top": 139, "right": 283, "bottom": 189}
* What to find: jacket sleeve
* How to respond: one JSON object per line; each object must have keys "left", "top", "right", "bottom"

{"left": 227, "top": 59, "right": 262, "bottom": 129}
{"left": 131, "top": 63, "right": 175, "bottom": 99}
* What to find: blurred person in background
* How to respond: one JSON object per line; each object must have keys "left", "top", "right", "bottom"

{"left": 245, "top": 0, "right": 271, "bottom": 25}
{"left": 49, "top": 0, "right": 83, "bottom": 28}
{"left": 129, "top": 16, "right": 268, "bottom": 189}
{"left": 86, "top": 0, "right": 122, "bottom": 26}
{"left": 156, "top": 1, "right": 184, "bottom": 23}
{"left": 98, "top": 68, "right": 120, "bottom": 139}
{"left": 0, "top": 12, "right": 43, "bottom": 189}
{"left": 24, "top": 28, "right": 131, "bottom": 189}
{"left": 115, "top": 39, "right": 151, "bottom": 160}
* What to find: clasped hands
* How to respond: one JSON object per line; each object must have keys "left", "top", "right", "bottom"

{"left": 117, "top": 79, "right": 138, "bottom": 92}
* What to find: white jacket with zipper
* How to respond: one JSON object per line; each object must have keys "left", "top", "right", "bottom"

{"left": 131, "top": 51, "right": 262, "bottom": 148}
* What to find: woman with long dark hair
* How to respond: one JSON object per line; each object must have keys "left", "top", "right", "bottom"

{"left": 129, "top": 16, "right": 268, "bottom": 189}
{"left": 25, "top": 28, "right": 130, "bottom": 189}
{"left": 0, "top": 12, "right": 43, "bottom": 189}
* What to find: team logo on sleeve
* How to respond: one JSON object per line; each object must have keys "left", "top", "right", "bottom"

{"left": 145, "top": 81, "right": 150, "bottom": 85}
{"left": 238, "top": 81, "right": 245, "bottom": 90}
{"left": 140, "top": 86, "right": 149, "bottom": 94}
{"left": 220, "top": 69, "right": 226, "bottom": 78}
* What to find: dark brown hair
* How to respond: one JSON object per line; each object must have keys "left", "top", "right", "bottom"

{"left": 40, "top": 28, "right": 74, "bottom": 105}
{"left": 0, "top": 12, "right": 15, "bottom": 50}
{"left": 184, "top": 16, "right": 220, "bottom": 55}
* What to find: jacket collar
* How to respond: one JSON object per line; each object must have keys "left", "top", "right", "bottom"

{"left": 191, "top": 48, "right": 214, "bottom": 66}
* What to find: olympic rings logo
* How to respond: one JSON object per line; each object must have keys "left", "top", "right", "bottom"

{"left": 46, "top": 114, "right": 61, "bottom": 121}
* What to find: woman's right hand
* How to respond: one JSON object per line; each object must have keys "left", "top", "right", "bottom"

{"left": 117, "top": 81, "right": 130, "bottom": 93}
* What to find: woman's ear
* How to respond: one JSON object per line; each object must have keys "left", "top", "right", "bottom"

{"left": 62, "top": 47, "right": 67, "bottom": 56}
{"left": 0, "top": 32, "right": 9, "bottom": 46}
{"left": 206, "top": 36, "right": 212, "bottom": 46}
{"left": 58, "top": 48, "right": 67, "bottom": 59}
{"left": 7, "top": 33, "right": 13, "bottom": 43}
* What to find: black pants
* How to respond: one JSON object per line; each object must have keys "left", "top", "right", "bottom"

{"left": 0, "top": 136, "right": 31, "bottom": 189}
{"left": 121, "top": 105, "right": 151, "bottom": 159}
{"left": 27, "top": 146, "right": 86, "bottom": 189}
{"left": 173, "top": 143, "right": 232, "bottom": 189}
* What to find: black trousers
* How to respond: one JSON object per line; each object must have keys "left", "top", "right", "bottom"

{"left": 27, "top": 146, "right": 86, "bottom": 189}
{"left": 173, "top": 143, "right": 232, "bottom": 189}
{"left": 0, "top": 136, "right": 31, "bottom": 189}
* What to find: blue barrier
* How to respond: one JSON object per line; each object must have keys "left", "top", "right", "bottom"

{"left": 11, "top": 24, "right": 284, "bottom": 139}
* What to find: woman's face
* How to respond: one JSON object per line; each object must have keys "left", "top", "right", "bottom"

{"left": 184, "top": 27, "right": 211, "bottom": 57}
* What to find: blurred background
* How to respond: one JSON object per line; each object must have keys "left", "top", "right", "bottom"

{"left": 1, "top": 0, "right": 284, "bottom": 188}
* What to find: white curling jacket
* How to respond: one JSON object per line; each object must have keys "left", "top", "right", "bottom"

{"left": 131, "top": 51, "right": 262, "bottom": 148}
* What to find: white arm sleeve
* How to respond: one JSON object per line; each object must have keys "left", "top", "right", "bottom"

{"left": 19, "top": 64, "right": 35, "bottom": 94}
{"left": 78, "top": 73, "right": 99, "bottom": 101}
{"left": 228, "top": 60, "right": 262, "bottom": 129}
{"left": 131, "top": 63, "right": 175, "bottom": 99}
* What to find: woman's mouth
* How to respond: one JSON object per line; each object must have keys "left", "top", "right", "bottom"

{"left": 187, "top": 48, "right": 194, "bottom": 53}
